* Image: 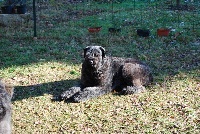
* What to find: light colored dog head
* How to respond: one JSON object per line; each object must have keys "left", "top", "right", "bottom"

{"left": 0, "top": 81, "right": 13, "bottom": 134}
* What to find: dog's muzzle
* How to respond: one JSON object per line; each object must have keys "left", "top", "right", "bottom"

{"left": 86, "top": 58, "right": 96, "bottom": 67}
{"left": 89, "top": 60, "right": 94, "bottom": 65}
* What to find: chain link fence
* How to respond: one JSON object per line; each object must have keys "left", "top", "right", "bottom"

{"left": 1, "top": 0, "right": 199, "bottom": 44}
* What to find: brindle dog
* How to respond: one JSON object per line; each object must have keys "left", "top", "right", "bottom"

{"left": 60, "top": 46, "right": 153, "bottom": 102}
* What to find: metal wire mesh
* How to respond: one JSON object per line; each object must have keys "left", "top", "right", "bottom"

{"left": 1, "top": 0, "right": 199, "bottom": 43}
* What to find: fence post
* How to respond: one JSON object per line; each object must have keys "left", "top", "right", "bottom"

{"left": 33, "top": 0, "right": 37, "bottom": 37}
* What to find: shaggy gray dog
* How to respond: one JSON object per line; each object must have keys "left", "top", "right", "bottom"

{"left": 60, "top": 46, "right": 153, "bottom": 102}
{"left": 0, "top": 80, "right": 13, "bottom": 134}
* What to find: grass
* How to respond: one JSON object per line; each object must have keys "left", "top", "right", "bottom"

{"left": 0, "top": 0, "right": 200, "bottom": 133}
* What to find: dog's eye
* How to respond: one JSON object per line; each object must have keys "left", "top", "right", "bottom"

{"left": 86, "top": 52, "right": 90, "bottom": 56}
{"left": 94, "top": 53, "right": 99, "bottom": 57}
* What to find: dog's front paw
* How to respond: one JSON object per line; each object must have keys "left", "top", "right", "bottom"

{"left": 72, "top": 90, "right": 91, "bottom": 103}
{"left": 60, "top": 87, "right": 81, "bottom": 100}
{"left": 71, "top": 89, "right": 98, "bottom": 102}
{"left": 119, "top": 86, "right": 145, "bottom": 95}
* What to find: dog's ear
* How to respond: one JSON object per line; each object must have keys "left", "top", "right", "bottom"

{"left": 0, "top": 81, "right": 14, "bottom": 98}
{"left": 83, "top": 46, "right": 90, "bottom": 58}
{"left": 99, "top": 46, "right": 105, "bottom": 58}
{"left": 5, "top": 84, "right": 14, "bottom": 98}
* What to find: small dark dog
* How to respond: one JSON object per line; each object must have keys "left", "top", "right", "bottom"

{"left": 0, "top": 80, "right": 13, "bottom": 134}
{"left": 60, "top": 46, "right": 153, "bottom": 102}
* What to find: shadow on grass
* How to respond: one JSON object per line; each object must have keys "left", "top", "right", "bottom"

{"left": 12, "top": 79, "right": 79, "bottom": 101}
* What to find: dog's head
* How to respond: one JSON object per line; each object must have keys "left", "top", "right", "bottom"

{"left": 83, "top": 46, "right": 106, "bottom": 68}
{"left": 0, "top": 80, "right": 13, "bottom": 121}
{"left": 0, "top": 81, "right": 13, "bottom": 134}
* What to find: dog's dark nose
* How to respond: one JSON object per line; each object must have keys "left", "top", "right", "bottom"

{"left": 89, "top": 60, "right": 94, "bottom": 64}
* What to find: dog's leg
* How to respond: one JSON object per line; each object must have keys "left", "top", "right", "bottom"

{"left": 118, "top": 86, "right": 146, "bottom": 95}
{"left": 71, "top": 87, "right": 111, "bottom": 102}
{"left": 60, "top": 87, "right": 81, "bottom": 100}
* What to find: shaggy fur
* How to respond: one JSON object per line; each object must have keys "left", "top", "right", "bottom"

{"left": 60, "top": 46, "right": 153, "bottom": 102}
{"left": 0, "top": 80, "right": 13, "bottom": 134}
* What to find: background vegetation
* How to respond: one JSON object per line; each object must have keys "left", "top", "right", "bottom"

{"left": 0, "top": 0, "right": 199, "bottom": 133}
